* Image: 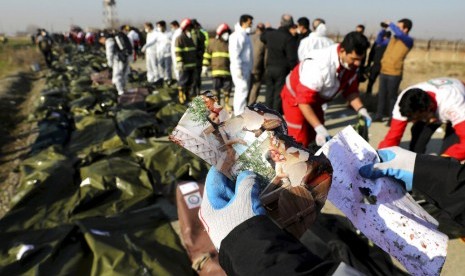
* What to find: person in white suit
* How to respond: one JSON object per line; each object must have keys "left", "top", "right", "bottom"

{"left": 229, "top": 14, "right": 254, "bottom": 115}
{"left": 297, "top": 18, "right": 334, "bottom": 61}
{"left": 141, "top": 22, "right": 161, "bottom": 84}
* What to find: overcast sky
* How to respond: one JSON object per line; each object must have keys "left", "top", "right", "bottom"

{"left": 1, "top": 0, "right": 464, "bottom": 40}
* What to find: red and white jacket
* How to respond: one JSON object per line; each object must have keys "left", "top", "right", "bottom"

{"left": 282, "top": 44, "right": 359, "bottom": 108}
{"left": 379, "top": 78, "right": 465, "bottom": 160}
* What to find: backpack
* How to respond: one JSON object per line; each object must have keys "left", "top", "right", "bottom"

{"left": 114, "top": 32, "right": 133, "bottom": 62}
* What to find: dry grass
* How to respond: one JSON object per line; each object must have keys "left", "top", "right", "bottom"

{"left": 0, "top": 37, "right": 42, "bottom": 78}
{"left": 359, "top": 46, "right": 465, "bottom": 100}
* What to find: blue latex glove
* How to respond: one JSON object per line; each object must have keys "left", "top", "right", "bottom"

{"left": 359, "top": 146, "right": 416, "bottom": 191}
{"left": 199, "top": 167, "right": 266, "bottom": 250}
{"left": 358, "top": 107, "right": 372, "bottom": 128}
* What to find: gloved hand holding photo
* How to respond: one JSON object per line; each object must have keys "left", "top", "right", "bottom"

{"left": 199, "top": 167, "right": 266, "bottom": 250}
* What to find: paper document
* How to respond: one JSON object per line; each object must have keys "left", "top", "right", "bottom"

{"left": 316, "top": 126, "right": 448, "bottom": 276}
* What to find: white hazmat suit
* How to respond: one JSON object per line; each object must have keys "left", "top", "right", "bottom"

{"left": 142, "top": 30, "right": 161, "bottom": 83}
{"left": 298, "top": 23, "right": 334, "bottom": 61}
{"left": 105, "top": 37, "right": 129, "bottom": 95}
{"left": 229, "top": 23, "right": 253, "bottom": 115}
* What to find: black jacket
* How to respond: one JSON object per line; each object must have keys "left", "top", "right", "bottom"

{"left": 260, "top": 27, "right": 298, "bottom": 71}
{"left": 219, "top": 216, "right": 339, "bottom": 275}
{"left": 414, "top": 155, "right": 465, "bottom": 227}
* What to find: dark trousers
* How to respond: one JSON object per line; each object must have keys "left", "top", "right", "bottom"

{"left": 213, "top": 76, "right": 232, "bottom": 104}
{"left": 41, "top": 49, "right": 53, "bottom": 68}
{"left": 248, "top": 72, "right": 263, "bottom": 105}
{"left": 179, "top": 68, "right": 196, "bottom": 97}
{"left": 264, "top": 66, "right": 288, "bottom": 113}
{"left": 366, "top": 64, "right": 381, "bottom": 94}
{"left": 376, "top": 74, "right": 402, "bottom": 118}
{"left": 410, "top": 121, "right": 459, "bottom": 155}
{"left": 192, "top": 65, "right": 202, "bottom": 96}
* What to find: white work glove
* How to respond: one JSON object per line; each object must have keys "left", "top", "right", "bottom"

{"left": 358, "top": 107, "right": 372, "bottom": 127}
{"left": 314, "top": 125, "right": 331, "bottom": 146}
{"left": 201, "top": 66, "right": 209, "bottom": 77}
{"left": 359, "top": 146, "right": 416, "bottom": 191}
{"left": 176, "top": 62, "right": 184, "bottom": 71}
{"left": 199, "top": 167, "right": 266, "bottom": 250}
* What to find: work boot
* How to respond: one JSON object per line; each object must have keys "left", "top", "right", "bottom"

{"left": 178, "top": 87, "right": 186, "bottom": 104}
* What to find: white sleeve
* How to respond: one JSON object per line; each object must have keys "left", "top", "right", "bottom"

{"left": 442, "top": 90, "right": 465, "bottom": 125}
{"left": 228, "top": 33, "right": 243, "bottom": 70}
{"left": 299, "top": 59, "right": 325, "bottom": 92}
{"left": 105, "top": 39, "right": 115, "bottom": 67}
{"left": 144, "top": 32, "right": 158, "bottom": 49}
{"left": 392, "top": 90, "right": 408, "bottom": 121}
{"left": 297, "top": 38, "right": 308, "bottom": 61}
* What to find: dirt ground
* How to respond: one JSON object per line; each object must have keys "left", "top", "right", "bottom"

{"left": 0, "top": 46, "right": 464, "bottom": 274}
{"left": 0, "top": 72, "right": 43, "bottom": 216}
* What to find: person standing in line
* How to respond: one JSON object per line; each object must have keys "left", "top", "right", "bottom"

{"left": 155, "top": 20, "right": 173, "bottom": 85}
{"left": 202, "top": 23, "right": 233, "bottom": 109}
{"left": 296, "top": 17, "right": 311, "bottom": 45}
{"left": 84, "top": 29, "right": 96, "bottom": 49}
{"left": 125, "top": 25, "right": 141, "bottom": 62}
{"left": 261, "top": 14, "right": 298, "bottom": 114}
{"left": 373, "top": 18, "right": 414, "bottom": 123}
{"left": 175, "top": 19, "right": 198, "bottom": 104}
{"left": 36, "top": 29, "right": 54, "bottom": 68}
{"left": 355, "top": 24, "right": 368, "bottom": 84}
{"left": 99, "top": 31, "right": 130, "bottom": 95}
{"left": 365, "top": 30, "right": 391, "bottom": 95}
{"left": 191, "top": 19, "right": 207, "bottom": 96}
{"left": 248, "top": 22, "right": 266, "bottom": 106}
{"left": 170, "top": 20, "right": 182, "bottom": 81}
{"left": 141, "top": 22, "right": 161, "bottom": 85}
{"left": 229, "top": 14, "right": 254, "bottom": 115}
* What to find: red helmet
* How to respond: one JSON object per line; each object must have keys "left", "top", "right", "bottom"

{"left": 180, "top": 18, "right": 192, "bottom": 31}
{"left": 216, "top": 23, "right": 231, "bottom": 35}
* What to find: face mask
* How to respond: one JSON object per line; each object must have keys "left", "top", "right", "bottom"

{"left": 339, "top": 58, "right": 351, "bottom": 70}
{"left": 296, "top": 29, "right": 301, "bottom": 34}
{"left": 145, "top": 29, "right": 150, "bottom": 33}
{"left": 245, "top": 27, "right": 251, "bottom": 34}
{"left": 221, "top": 33, "right": 229, "bottom": 41}
{"left": 186, "top": 32, "right": 192, "bottom": 38}
{"left": 157, "top": 27, "right": 163, "bottom": 32}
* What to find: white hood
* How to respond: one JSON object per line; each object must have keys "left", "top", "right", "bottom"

{"left": 313, "top": 23, "right": 327, "bottom": 37}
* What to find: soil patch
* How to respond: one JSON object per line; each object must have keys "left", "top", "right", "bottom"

{"left": 0, "top": 72, "right": 43, "bottom": 217}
